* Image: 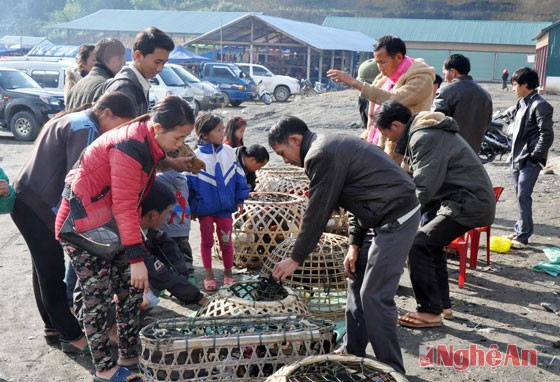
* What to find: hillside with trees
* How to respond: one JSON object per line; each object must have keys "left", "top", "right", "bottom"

{"left": 0, "top": 0, "right": 558, "bottom": 41}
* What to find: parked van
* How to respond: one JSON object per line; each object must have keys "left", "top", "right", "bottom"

{"left": 148, "top": 65, "right": 196, "bottom": 113}
{"left": 237, "top": 63, "right": 300, "bottom": 102}
{"left": 199, "top": 62, "right": 256, "bottom": 107}
{"left": 168, "top": 63, "right": 224, "bottom": 113}
{"left": 0, "top": 57, "right": 73, "bottom": 91}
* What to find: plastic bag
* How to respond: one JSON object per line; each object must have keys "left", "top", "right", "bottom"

{"left": 489, "top": 236, "right": 511, "bottom": 253}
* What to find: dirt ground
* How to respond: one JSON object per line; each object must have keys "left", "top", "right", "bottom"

{"left": 0, "top": 84, "right": 559, "bottom": 381}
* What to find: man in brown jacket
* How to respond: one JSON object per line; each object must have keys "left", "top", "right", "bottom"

{"left": 327, "top": 35, "right": 434, "bottom": 164}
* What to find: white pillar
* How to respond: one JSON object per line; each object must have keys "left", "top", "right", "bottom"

{"left": 307, "top": 47, "right": 311, "bottom": 81}
{"left": 318, "top": 51, "right": 323, "bottom": 84}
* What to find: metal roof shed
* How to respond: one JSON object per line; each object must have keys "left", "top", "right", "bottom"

{"left": 187, "top": 14, "right": 376, "bottom": 83}
{"left": 323, "top": 16, "right": 552, "bottom": 81}
{"left": 48, "top": 10, "right": 255, "bottom": 43}
{"left": 0, "top": 36, "right": 51, "bottom": 49}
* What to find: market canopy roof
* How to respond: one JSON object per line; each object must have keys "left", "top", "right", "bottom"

{"left": 0, "top": 35, "right": 51, "bottom": 48}
{"left": 49, "top": 10, "right": 255, "bottom": 35}
{"left": 323, "top": 17, "right": 552, "bottom": 46}
{"left": 187, "top": 14, "right": 376, "bottom": 52}
{"left": 27, "top": 44, "right": 80, "bottom": 57}
{"left": 168, "top": 45, "right": 209, "bottom": 63}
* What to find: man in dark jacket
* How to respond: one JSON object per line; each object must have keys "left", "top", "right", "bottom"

{"left": 104, "top": 27, "right": 174, "bottom": 116}
{"left": 432, "top": 54, "right": 492, "bottom": 153}
{"left": 66, "top": 38, "right": 126, "bottom": 109}
{"left": 375, "top": 101, "right": 495, "bottom": 328}
{"left": 507, "top": 67, "right": 554, "bottom": 248}
{"left": 269, "top": 116, "right": 420, "bottom": 375}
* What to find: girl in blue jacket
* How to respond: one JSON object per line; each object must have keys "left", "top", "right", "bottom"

{"left": 188, "top": 113, "right": 250, "bottom": 291}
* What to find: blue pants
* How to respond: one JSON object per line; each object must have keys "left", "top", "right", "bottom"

{"left": 511, "top": 161, "right": 541, "bottom": 244}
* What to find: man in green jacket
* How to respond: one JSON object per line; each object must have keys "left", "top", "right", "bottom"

{"left": 374, "top": 100, "right": 495, "bottom": 328}
{"left": 0, "top": 167, "right": 15, "bottom": 214}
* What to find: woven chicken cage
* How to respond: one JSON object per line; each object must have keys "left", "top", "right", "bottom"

{"left": 256, "top": 166, "right": 306, "bottom": 179}
{"left": 265, "top": 354, "right": 408, "bottom": 382}
{"left": 196, "top": 278, "right": 310, "bottom": 317}
{"left": 254, "top": 176, "right": 309, "bottom": 198}
{"left": 254, "top": 173, "right": 349, "bottom": 236}
{"left": 139, "top": 315, "right": 334, "bottom": 382}
{"left": 261, "top": 233, "right": 348, "bottom": 321}
{"left": 224, "top": 192, "right": 305, "bottom": 270}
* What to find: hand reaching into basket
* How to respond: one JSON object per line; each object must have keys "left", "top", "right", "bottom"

{"left": 272, "top": 258, "right": 299, "bottom": 282}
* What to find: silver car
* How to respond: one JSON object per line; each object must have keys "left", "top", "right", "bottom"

{"left": 168, "top": 64, "right": 225, "bottom": 112}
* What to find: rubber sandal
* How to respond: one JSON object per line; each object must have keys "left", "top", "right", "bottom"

{"left": 203, "top": 279, "right": 217, "bottom": 291}
{"left": 117, "top": 363, "right": 140, "bottom": 373}
{"left": 223, "top": 277, "right": 235, "bottom": 285}
{"left": 398, "top": 313, "right": 443, "bottom": 328}
{"left": 92, "top": 366, "right": 142, "bottom": 382}
{"left": 441, "top": 309, "right": 454, "bottom": 320}
{"left": 61, "top": 340, "right": 91, "bottom": 355}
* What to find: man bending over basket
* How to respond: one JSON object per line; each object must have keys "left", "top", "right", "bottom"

{"left": 268, "top": 116, "right": 420, "bottom": 375}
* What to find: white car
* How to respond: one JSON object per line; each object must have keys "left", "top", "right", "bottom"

{"left": 237, "top": 63, "right": 300, "bottom": 102}
{"left": 148, "top": 65, "right": 196, "bottom": 113}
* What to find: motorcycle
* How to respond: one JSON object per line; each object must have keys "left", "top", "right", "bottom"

{"left": 479, "top": 109, "right": 513, "bottom": 164}
{"left": 256, "top": 80, "right": 272, "bottom": 105}
{"left": 313, "top": 79, "right": 348, "bottom": 94}
{"left": 299, "top": 78, "right": 311, "bottom": 96}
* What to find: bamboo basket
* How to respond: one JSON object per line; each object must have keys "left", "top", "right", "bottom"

{"left": 196, "top": 278, "right": 310, "bottom": 317}
{"left": 256, "top": 165, "right": 306, "bottom": 179}
{"left": 261, "top": 233, "right": 348, "bottom": 321}
{"left": 254, "top": 176, "right": 309, "bottom": 198}
{"left": 265, "top": 354, "right": 408, "bottom": 382}
{"left": 229, "top": 192, "right": 305, "bottom": 269}
{"left": 254, "top": 173, "right": 349, "bottom": 236}
{"left": 139, "top": 315, "right": 334, "bottom": 381}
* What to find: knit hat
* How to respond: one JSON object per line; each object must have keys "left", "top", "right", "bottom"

{"left": 357, "top": 59, "right": 380, "bottom": 84}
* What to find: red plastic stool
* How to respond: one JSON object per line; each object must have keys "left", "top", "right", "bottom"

{"left": 468, "top": 186, "right": 504, "bottom": 269}
{"left": 446, "top": 233, "right": 470, "bottom": 288}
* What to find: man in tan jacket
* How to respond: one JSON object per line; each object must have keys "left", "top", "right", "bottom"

{"left": 328, "top": 35, "right": 435, "bottom": 164}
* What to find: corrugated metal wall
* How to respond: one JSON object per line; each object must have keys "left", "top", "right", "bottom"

{"left": 545, "top": 27, "right": 560, "bottom": 78}
{"left": 408, "top": 48, "right": 530, "bottom": 81}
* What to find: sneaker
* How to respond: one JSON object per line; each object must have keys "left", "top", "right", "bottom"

{"left": 510, "top": 239, "right": 528, "bottom": 249}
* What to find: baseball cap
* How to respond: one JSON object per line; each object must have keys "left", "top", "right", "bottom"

{"left": 357, "top": 59, "right": 380, "bottom": 84}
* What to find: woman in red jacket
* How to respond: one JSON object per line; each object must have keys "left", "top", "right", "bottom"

{"left": 55, "top": 96, "right": 195, "bottom": 382}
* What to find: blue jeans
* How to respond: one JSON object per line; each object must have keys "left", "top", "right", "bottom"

{"left": 511, "top": 161, "right": 542, "bottom": 244}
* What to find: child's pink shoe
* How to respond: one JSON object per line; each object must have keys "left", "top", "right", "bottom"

{"left": 203, "top": 279, "right": 217, "bottom": 291}
{"left": 223, "top": 277, "right": 235, "bottom": 285}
